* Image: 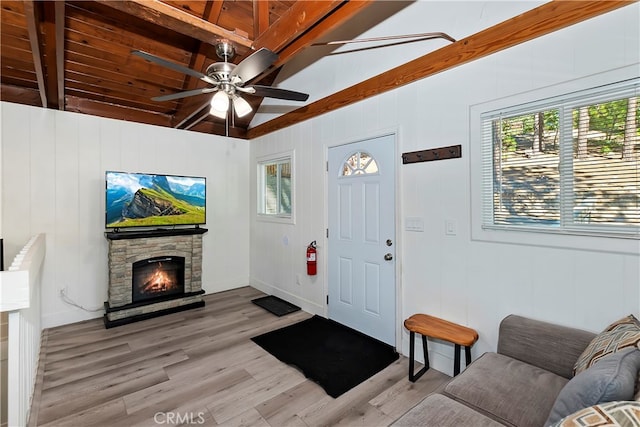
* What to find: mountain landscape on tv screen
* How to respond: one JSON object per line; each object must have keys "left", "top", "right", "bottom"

{"left": 106, "top": 173, "right": 205, "bottom": 228}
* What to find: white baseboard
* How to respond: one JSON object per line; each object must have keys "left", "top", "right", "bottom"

{"left": 42, "top": 308, "right": 102, "bottom": 329}
{"left": 202, "top": 275, "right": 250, "bottom": 294}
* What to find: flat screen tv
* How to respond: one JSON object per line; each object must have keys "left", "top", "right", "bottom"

{"left": 105, "top": 171, "right": 206, "bottom": 229}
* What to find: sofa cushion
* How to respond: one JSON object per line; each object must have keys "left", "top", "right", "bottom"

{"left": 550, "top": 401, "right": 640, "bottom": 427}
{"left": 574, "top": 314, "right": 640, "bottom": 376}
{"left": 444, "top": 352, "right": 568, "bottom": 427}
{"left": 498, "top": 315, "right": 596, "bottom": 379}
{"left": 545, "top": 348, "right": 640, "bottom": 426}
{"left": 391, "top": 393, "right": 505, "bottom": 427}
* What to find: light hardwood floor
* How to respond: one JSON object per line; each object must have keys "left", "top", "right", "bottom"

{"left": 29, "top": 287, "right": 449, "bottom": 426}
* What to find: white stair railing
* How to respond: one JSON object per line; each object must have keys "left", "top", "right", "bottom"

{"left": 0, "top": 234, "right": 46, "bottom": 427}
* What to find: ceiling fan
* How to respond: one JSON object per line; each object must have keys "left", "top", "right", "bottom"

{"left": 132, "top": 40, "right": 309, "bottom": 120}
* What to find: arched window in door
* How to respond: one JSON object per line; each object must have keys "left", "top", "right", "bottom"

{"left": 341, "top": 151, "right": 379, "bottom": 176}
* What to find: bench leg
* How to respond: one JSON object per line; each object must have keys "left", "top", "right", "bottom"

{"left": 453, "top": 345, "right": 473, "bottom": 377}
{"left": 408, "top": 331, "right": 429, "bottom": 382}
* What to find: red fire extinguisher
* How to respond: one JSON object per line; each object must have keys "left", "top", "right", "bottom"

{"left": 306, "top": 241, "right": 317, "bottom": 275}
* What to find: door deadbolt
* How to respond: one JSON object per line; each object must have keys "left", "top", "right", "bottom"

{"left": 386, "top": 239, "right": 393, "bottom": 246}
{"left": 384, "top": 253, "right": 393, "bottom": 261}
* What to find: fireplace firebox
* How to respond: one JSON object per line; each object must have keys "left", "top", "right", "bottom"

{"left": 132, "top": 256, "right": 185, "bottom": 303}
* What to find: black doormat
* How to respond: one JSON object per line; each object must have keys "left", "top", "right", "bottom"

{"left": 251, "top": 315, "right": 399, "bottom": 398}
{"left": 251, "top": 295, "right": 301, "bottom": 316}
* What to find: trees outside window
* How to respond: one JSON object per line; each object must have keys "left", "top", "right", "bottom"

{"left": 483, "top": 82, "right": 639, "bottom": 236}
{"left": 258, "top": 155, "right": 293, "bottom": 219}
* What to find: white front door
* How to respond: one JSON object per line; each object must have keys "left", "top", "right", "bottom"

{"left": 327, "top": 134, "right": 396, "bottom": 345}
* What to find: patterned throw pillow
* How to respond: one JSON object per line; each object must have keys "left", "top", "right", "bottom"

{"left": 552, "top": 401, "right": 640, "bottom": 427}
{"left": 574, "top": 315, "right": 640, "bottom": 376}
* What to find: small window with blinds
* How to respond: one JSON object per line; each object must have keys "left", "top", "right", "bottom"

{"left": 481, "top": 80, "right": 639, "bottom": 237}
{"left": 258, "top": 154, "right": 293, "bottom": 219}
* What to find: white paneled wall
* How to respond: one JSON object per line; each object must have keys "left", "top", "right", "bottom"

{"left": 1, "top": 106, "right": 250, "bottom": 328}
{"left": 250, "top": 122, "right": 327, "bottom": 315}
{"left": 250, "top": 2, "right": 640, "bottom": 376}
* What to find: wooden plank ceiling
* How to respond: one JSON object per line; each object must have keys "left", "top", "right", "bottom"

{"left": 0, "top": 0, "right": 372, "bottom": 138}
{"left": 0, "top": 1, "right": 635, "bottom": 140}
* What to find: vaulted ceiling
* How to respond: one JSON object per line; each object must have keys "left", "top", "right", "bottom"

{"left": 0, "top": 1, "right": 634, "bottom": 140}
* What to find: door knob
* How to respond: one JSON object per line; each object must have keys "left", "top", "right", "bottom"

{"left": 384, "top": 253, "right": 393, "bottom": 261}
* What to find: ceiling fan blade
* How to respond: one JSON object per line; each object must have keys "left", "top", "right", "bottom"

{"left": 312, "top": 32, "right": 456, "bottom": 46}
{"left": 230, "top": 48, "right": 278, "bottom": 83}
{"left": 248, "top": 85, "right": 309, "bottom": 101}
{"left": 152, "top": 87, "right": 217, "bottom": 102}
{"left": 132, "top": 50, "right": 217, "bottom": 85}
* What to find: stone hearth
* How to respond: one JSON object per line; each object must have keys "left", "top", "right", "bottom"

{"left": 104, "top": 228, "right": 206, "bottom": 328}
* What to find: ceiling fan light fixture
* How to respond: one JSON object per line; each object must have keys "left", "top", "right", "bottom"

{"left": 210, "top": 91, "right": 229, "bottom": 118}
{"left": 209, "top": 106, "right": 227, "bottom": 119}
{"left": 211, "top": 90, "right": 229, "bottom": 110}
{"left": 232, "top": 95, "right": 252, "bottom": 118}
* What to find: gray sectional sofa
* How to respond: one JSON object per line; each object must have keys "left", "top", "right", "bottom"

{"left": 393, "top": 314, "right": 640, "bottom": 426}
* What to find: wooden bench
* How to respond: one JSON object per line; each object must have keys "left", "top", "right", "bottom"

{"left": 404, "top": 314, "right": 479, "bottom": 382}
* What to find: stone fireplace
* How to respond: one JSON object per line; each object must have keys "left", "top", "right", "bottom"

{"left": 104, "top": 228, "right": 206, "bottom": 328}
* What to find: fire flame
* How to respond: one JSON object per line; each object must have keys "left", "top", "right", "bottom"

{"left": 140, "top": 262, "right": 178, "bottom": 294}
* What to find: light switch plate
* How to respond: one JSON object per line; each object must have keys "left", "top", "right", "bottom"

{"left": 405, "top": 217, "right": 424, "bottom": 232}
{"left": 445, "top": 220, "right": 457, "bottom": 236}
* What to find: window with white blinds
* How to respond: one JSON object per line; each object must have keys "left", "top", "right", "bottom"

{"left": 258, "top": 153, "right": 293, "bottom": 219}
{"left": 481, "top": 80, "right": 639, "bottom": 238}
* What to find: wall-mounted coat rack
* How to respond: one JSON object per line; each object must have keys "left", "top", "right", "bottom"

{"left": 402, "top": 144, "right": 461, "bottom": 164}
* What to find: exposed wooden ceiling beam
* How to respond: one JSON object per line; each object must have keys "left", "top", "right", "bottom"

{"left": 253, "top": 0, "right": 270, "bottom": 39}
{"left": 54, "top": 1, "right": 65, "bottom": 109}
{"left": 96, "top": 0, "right": 253, "bottom": 49}
{"left": 252, "top": 0, "right": 345, "bottom": 53}
{"left": 66, "top": 96, "right": 173, "bottom": 127}
{"left": 170, "top": 1, "right": 226, "bottom": 129}
{"left": 271, "top": 0, "right": 375, "bottom": 68}
{"left": 247, "top": 0, "right": 635, "bottom": 139}
{"left": 249, "top": 1, "right": 376, "bottom": 85}
{"left": 23, "top": 0, "right": 47, "bottom": 107}
{"left": 0, "top": 84, "right": 42, "bottom": 107}
{"left": 206, "top": 1, "right": 224, "bottom": 25}
{"left": 41, "top": 1, "right": 65, "bottom": 109}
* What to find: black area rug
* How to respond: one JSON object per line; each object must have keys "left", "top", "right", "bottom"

{"left": 252, "top": 295, "right": 301, "bottom": 316}
{"left": 251, "top": 315, "right": 399, "bottom": 398}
